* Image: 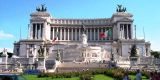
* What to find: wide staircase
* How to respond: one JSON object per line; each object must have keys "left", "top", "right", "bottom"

{"left": 56, "top": 62, "right": 108, "bottom": 73}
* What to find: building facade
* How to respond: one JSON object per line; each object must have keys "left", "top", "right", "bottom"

{"left": 13, "top": 5, "right": 151, "bottom": 68}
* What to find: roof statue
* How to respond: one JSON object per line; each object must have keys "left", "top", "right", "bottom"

{"left": 116, "top": 4, "right": 126, "bottom": 12}
{"left": 36, "top": 4, "right": 47, "bottom": 12}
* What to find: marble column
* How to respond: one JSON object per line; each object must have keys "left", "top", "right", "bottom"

{"left": 88, "top": 28, "right": 90, "bottom": 41}
{"left": 52, "top": 27, "right": 54, "bottom": 40}
{"left": 98, "top": 28, "right": 100, "bottom": 41}
{"left": 68, "top": 28, "right": 69, "bottom": 40}
{"left": 57, "top": 27, "right": 59, "bottom": 40}
{"left": 128, "top": 24, "right": 131, "bottom": 39}
{"left": 71, "top": 28, "right": 73, "bottom": 40}
{"left": 127, "top": 24, "right": 129, "bottom": 39}
{"left": 94, "top": 28, "right": 96, "bottom": 41}
{"left": 64, "top": 28, "right": 66, "bottom": 40}
{"left": 42, "top": 24, "right": 45, "bottom": 40}
{"left": 38, "top": 24, "right": 41, "bottom": 39}
{"left": 101, "top": 28, "right": 103, "bottom": 41}
{"left": 34, "top": 45, "right": 36, "bottom": 57}
{"left": 35, "top": 24, "right": 37, "bottom": 39}
{"left": 99, "top": 28, "right": 101, "bottom": 41}
{"left": 120, "top": 25, "right": 123, "bottom": 39}
{"left": 31, "top": 24, "right": 34, "bottom": 39}
{"left": 105, "top": 28, "right": 107, "bottom": 40}
{"left": 90, "top": 28, "right": 92, "bottom": 41}
{"left": 79, "top": 28, "right": 81, "bottom": 41}
{"left": 118, "top": 24, "right": 121, "bottom": 39}
{"left": 26, "top": 45, "right": 29, "bottom": 58}
{"left": 122, "top": 24, "right": 125, "bottom": 39}
{"left": 37, "top": 24, "right": 40, "bottom": 39}
{"left": 130, "top": 24, "right": 133, "bottom": 39}
{"left": 60, "top": 27, "right": 62, "bottom": 40}
{"left": 39, "top": 24, "right": 42, "bottom": 39}
{"left": 75, "top": 28, "right": 77, "bottom": 41}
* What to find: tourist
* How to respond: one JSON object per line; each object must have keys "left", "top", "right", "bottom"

{"left": 150, "top": 72, "right": 153, "bottom": 80}
{"left": 123, "top": 71, "right": 130, "bottom": 80}
{"left": 157, "top": 72, "right": 160, "bottom": 80}
{"left": 153, "top": 71, "right": 159, "bottom": 80}
{"left": 135, "top": 69, "right": 142, "bottom": 80}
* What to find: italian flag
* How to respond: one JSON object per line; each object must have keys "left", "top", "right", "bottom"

{"left": 100, "top": 29, "right": 112, "bottom": 38}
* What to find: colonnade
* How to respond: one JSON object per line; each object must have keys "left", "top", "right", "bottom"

{"left": 50, "top": 27, "right": 113, "bottom": 41}
{"left": 119, "top": 24, "right": 132, "bottom": 39}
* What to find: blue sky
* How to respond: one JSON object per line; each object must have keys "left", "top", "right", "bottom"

{"left": 0, "top": 0, "right": 160, "bottom": 52}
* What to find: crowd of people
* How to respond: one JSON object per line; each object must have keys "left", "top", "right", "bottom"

{"left": 150, "top": 71, "right": 160, "bottom": 80}
{"left": 123, "top": 69, "right": 160, "bottom": 80}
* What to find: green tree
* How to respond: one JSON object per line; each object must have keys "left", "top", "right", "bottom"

{"left": 151, "top": 51, "right": 160, "bottom": 58}
{"left": 0, "top": 52, "right": 2, "bottom": 57}
{"left": 0, "top": 52, "right": 13, "bottom": 58}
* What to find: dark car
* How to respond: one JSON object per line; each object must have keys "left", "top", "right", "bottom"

{"left": 0, "top": 74, "right": 26, "bottom": 80}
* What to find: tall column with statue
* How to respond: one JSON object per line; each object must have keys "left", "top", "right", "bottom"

{"left": 80, "top": 24, "right": 88, "bottom": 62}
{"left": 129, "top": 44, "right": 139, "bottom": 68}
{"left": 80, "top": 24, "right": 88, "bottom": 47}
{"left": 37, "top": 44, "right": 46, "bottom": 71}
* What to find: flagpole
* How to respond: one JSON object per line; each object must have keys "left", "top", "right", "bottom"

{"left": 20, "top": 26, "right": 22, "bottom": 40}
{"left": 27, "top": 24, "right": 30, "bottom": 39}
{"left": 143, "top": 27, "right": 145, "bottom": 40}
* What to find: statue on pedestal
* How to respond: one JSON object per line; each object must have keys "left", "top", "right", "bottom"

{"left": 37, "top": 46, "right": 46, "bottom": 71}
{"left": 80, "top": 24, "right": 88, "bottom": 46}
{"left": 36, "top": 4, "right": 47, "bottom": 12}
{"left": 38, "top": 46, "right": 44, "bottom": 57}
{"left": 116, "top": 4, "right": 127, "bottom": 12}
{"left": 81, "top": 34, "right": 87, "bottom": 45}
{"left": 81, "top": 24, "right": 86, "bottom": 34}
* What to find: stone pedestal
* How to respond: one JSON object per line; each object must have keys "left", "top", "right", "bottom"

{"left": 1, "top": 55, "right": 8, "bottom": 69}
{"left": 29, "top": 56, "right": 35, "bottom": 69}
{"left": 37, "top": 57, "right": 46, "bottom": 71}
{"left": 1, "top": 49, "right": 8, "bottom": 69}
{"left": 130, "top": 57, "right": 139, "bottom": 67}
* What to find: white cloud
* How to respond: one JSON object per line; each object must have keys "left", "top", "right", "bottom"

{"left": 0, "top": 30, "right": 14, "bottom": 39}
{"left": 0, "top": 47, "right": 13, "bottom": 53}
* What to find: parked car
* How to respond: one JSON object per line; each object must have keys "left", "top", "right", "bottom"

{"left": 0, "top": 74, "right": 26, "bottom": 80}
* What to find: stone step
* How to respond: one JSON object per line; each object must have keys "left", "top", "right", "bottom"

{"left": 57, "top": 62, "right": 107, "bottom": 68}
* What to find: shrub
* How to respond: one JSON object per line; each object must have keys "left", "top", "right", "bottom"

{"left": 113, "top": 71, "right": 124, "bottom": 80}
{"left": 80, "top": 74, "right": 93, "bottom": 80}
{"left": 128, "top": 70, "right": 136, "bottom": 75}
{"left": 37, "top": 68, "right": 130, "bottom": 79}
{"left": 37, "top": 73, "right": 48, "bottom": 78}
{"left": 142, "top": 71, "right": 149, "bottom": 79}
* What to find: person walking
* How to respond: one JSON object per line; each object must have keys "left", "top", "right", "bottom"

{"left": 136, "top": 69, "right": 142, "bottom": 80}
{"left": 123, "top": 71, "right": 130, "bottom": 80}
